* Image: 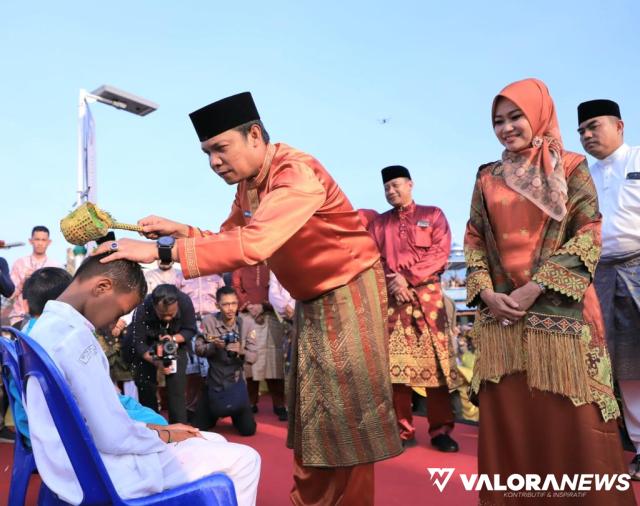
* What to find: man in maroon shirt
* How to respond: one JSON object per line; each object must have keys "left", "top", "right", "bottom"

{"left": 369, "top": 166, "right": 461, "bottom": 452}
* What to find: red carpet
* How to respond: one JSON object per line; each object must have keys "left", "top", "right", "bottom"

{"left": 1, "top": 394, "right": 639, "bottom": 505}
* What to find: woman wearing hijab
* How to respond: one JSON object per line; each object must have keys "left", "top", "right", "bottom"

{"left": 464, "top": 78, "right": 634, "bottom": 505}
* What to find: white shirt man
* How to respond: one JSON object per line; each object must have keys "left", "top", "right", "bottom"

{"left": 589, "top": 143, "right": 640, "bottom": 258}
{"left": 578, "top": 98, "right": 640, "bottom": 479}
{"left": 144, "top": 264, "right": 180, "bottom": 293}
{"left": 25, "top": 300, "right": 260, "bottom": 505}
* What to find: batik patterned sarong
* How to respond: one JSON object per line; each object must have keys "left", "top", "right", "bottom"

{"left": 286, "top": 262, "right": 402, "bottom": 467}
{"left": 387, "top": 280, "right": 460, "bottom": 389}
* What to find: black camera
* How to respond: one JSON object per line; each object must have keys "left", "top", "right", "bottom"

{"left": 151, "top": 336, "right": 178, "bottom": 367}
{"left": 222, "top": 330, "right": 240, "bottom": 358}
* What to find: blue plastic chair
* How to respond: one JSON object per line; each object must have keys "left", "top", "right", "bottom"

{"left": 0, "top": 334, "right": 38, "bottom": 506}
{"left": 4, "top": 327, "right": 238, "bottom": 506}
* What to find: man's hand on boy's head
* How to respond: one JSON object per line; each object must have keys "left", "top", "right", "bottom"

{"left": 92, "top": 238, "right": 159, "bottom": 264}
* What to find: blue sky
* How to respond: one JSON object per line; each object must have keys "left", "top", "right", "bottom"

{"left": 2, "top": 0, "right": 639, "bottom": 266}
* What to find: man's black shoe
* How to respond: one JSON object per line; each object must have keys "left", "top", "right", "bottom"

{"left": 274, "top": 407, "right": 288, "bottom": 421}
{"left": 402, "top": 438, "right": 418, "bottom": 449}
{"left": 431, "top": 434, "right": 459, "bottom": 453}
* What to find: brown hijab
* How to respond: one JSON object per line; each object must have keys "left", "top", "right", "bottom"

{"left": 492, "top": 78, "right": 568, "bottom": 221}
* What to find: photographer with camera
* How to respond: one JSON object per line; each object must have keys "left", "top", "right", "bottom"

{"left": 193, "top": 286, "right": 257, "bottom": 436}
{"left": 128, "top": 283, "right": 197, "bottom": 423}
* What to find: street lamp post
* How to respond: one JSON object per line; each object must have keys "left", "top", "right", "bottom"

{"left": 70, "top": 86, "right": 158, "bottom": 270}
{"left": 76, "top": 85, "right": 158, "bottom": 206}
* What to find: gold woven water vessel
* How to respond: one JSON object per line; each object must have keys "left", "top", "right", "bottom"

{"left": 60, "top": 202, "right": 142, "bottom": 245}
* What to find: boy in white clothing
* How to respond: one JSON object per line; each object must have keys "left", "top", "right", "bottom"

{"left": 24, "top": 253, "right": 260, "bottom": 505}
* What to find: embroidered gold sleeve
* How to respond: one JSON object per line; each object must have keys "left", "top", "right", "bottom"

{"left": 532, "top": 261, "right": 590, "bottom": 301}
{"left": 464, "top": 174, "right": 495, "bottom": 307}
{"left": 554, "top": 230, "right": 599, "bottom": 276}
{"left": 464, "top": 246, "right": 488, "bottom": 270}
{"left": 466, "top": 269, "right": 493, "bottom": 305}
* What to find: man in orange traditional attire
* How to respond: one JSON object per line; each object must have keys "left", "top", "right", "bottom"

{"left": 95, "top": 92, "right": 402, "bottom": 505}
{"left": 369, "top": 166, "right": 461, "bottom": 452}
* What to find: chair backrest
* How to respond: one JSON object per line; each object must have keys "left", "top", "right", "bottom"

{"left": 0, "top": 335, "right": 30, "bottom": 443}
{"left": 0, "top": 336, "right": 22, "bottom": 406}
{"left": 3, "top": 326, "right": 122, "bottom": 505}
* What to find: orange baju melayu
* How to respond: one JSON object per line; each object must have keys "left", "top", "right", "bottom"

{"left": 177, "top": 143, "right": 402, "bottom": 505}
{"left": 178, "top": 143, "right": 380, "bottom": 302}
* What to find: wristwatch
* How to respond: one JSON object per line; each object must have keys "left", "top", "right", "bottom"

{"left": 157, "top": 236, "right": 176, "bottom": 267}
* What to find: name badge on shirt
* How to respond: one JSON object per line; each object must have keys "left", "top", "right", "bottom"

{"left": 244, "top": 211, "right": 252, "bottom": 217}
{"left": 626, "top": 172, "right": 640, "bottom": 180}
{"left": 417, "top": 220, "right": 430, "bottom": 228}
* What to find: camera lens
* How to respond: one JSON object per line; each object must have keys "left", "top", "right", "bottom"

{"left": 163, "top": 340, "right": 178, "bottom": 355}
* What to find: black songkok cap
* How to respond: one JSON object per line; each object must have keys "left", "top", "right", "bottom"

{"left": 189, "top": 92, "right": 260, "bottom": 142}
{"left": 577, "top": 99, "right": 621, "bottom": 125}
{"left": 381, "top": 165, "right": 411, "bottom": 184}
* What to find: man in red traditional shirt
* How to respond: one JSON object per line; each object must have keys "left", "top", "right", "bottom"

{"left": 232, "top": 263, "right": 287, "bottom": 421}
{"left": 95, "top": 92, "right": 401, "bottom": 505}
{"left": 369, "top": 165, "right": 461, "bottom": 452}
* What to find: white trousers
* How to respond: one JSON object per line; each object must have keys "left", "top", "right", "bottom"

{"left": 159, "top": 431, "right": 260, "bottom": 506}
{"left": 619, "top": 380, "right": 640, "bottom": 454}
